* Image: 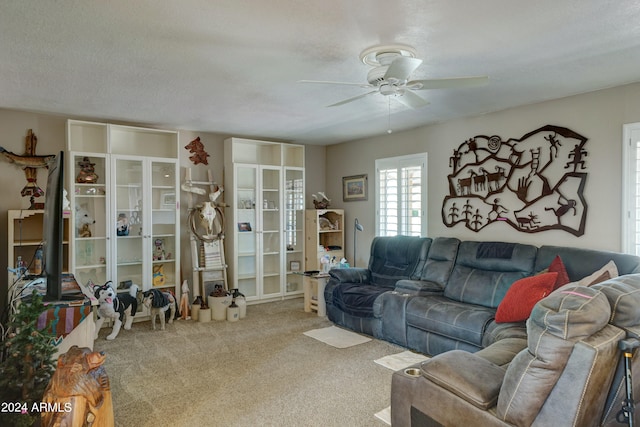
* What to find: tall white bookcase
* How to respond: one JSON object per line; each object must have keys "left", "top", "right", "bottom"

{"left": 224, "top": 137, "right": 305, "bottom": 302}
{"left": 67, "top": 120, "right": 180, "bottom": 317}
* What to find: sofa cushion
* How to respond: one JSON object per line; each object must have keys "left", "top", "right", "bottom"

{"left": 574, "top": 260, "right": 618, "bottom": 287}
{"left": 333, "top": 283, "right": 389, "bottom": 318}
{"left": 406, "top": 295, "right": 495, "bottom": 347}
{"left": 592, "top": 273, "right": 640, "bottom": 329}
{"left": 444, "top": 241, "right": 538, "bottom": 308}
{"left": 497, "top": 285, "right": 611, "bottom": 426}
{"left": 368, "top": 236, "right": 431, "bottom": 287}
{"left": 535, "top": 245, "right": 640, "bottom": 280}
{"left": 417, "top": 237, "right": 460, "bottom": 288}
{"left": 548, "top": 255, "right": 570, "bottom": 289}
{"left": 495, "top": 272, "right": 557, "bottom": 323}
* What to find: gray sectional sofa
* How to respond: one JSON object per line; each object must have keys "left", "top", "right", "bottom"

{"left": 324, "top": 236, "right": 640, "bottom": 426}
{"left": 325, "top": 236, "right": 640, "bottom": 355}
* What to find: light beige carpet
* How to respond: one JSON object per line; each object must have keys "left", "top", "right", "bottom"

{"left": 303, "top": 325, "right": 372, "bottom": 348}
{"left": 93, "top": 298, "right": 405, "bottom": 427}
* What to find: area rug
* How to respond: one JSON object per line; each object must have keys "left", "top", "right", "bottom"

{"left": 373, "top": 351, "right": 430, "bottom": 426}
{"left": 303, "top": 325, "right": 372, "bottom": 348}
{"left": 374, "top": 350, "right": 429, "bottom": 371}
{"left": 374, "top": 406, "right": 391, "bottom": 425}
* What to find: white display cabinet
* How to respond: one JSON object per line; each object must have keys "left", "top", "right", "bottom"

{"left": 67, "top": 120, "right": 180, "bottom": 315}
{"left": 284, "top": 167, "right": 305, "bottom": 294}
{"left": 224, "top": 138, "right": 305, "bottom": 302}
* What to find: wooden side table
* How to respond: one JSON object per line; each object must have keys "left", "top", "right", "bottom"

{"left": 303, "top": 273, "right": 329, "bottom": 317}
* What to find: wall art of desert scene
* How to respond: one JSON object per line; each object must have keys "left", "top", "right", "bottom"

{"left": 441, "top": 124, "right": 588, "bottom": 236}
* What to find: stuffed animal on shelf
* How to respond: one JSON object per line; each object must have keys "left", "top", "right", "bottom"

{"left": 93, "top": 281, "right": 138, "bottom": 340}
{"left": 153, "top": 238, "right": 166, "bottom": 260}
{"left": 75, "top": 205, "right": 95, "bottom": 238}
{"left": 75, "top": 156, "right": 99, "bottom": 183}
{"left": 116, "top": 213, "right": 129, "bottom": 236}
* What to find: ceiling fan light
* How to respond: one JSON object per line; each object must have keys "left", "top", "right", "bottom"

{"left": 379, "top": 83, "right": 397, "bottom": 96}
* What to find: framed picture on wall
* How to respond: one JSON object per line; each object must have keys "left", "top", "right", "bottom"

{"left": 342, "top": 174, "right": 368, "bottom": 202}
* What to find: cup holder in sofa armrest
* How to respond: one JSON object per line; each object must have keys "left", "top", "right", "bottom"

{"left": 395, "top": 279, "right": 444, "bottom": 296}
{"left": 421, "top": 350, "right": 506, "bottom": 410}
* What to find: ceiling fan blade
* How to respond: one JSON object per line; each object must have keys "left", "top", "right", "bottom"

{"left": 384, "top": 57, "right": 423, "bottom": 82}
{"left": 327, "top": 90, "right": 377, "bottom": 107}
{"left": 298, "top": 80, "right": 372, "bottom": 88}
{"left": 407, "top": 76, "right": 489, "bottom": 90}
{"left": 395, "top": 89, "right": 430, "bottom": 109}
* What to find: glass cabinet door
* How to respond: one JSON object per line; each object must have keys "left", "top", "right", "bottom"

{"left": 261, "top": 166, "right": 282, "bottom": 297}
{"left": 150, "top": 160, "right": 178, "bottom": 290}
{"left": 235, "top": 165, "right": 258, "bottom": 298}
{"left": 71, "top": 153, "right": 109, "bottom": 286}
{"left": 114, "top": 157, "right": 144, "bottom": 288}
{"left": 284, "top": 168, "right": 304, "bottom": 294}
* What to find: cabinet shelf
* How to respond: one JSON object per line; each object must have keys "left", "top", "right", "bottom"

{"left": 305, "top": 209, "right": 344, "bottom": 271}
{"left": 76, "top": 264, "right": 107, "bottom": 270}
{"left": 8, "top": 210, "right": 71, "bottom": 284}
{"left": 117, "top": 261, "right": 143, "bottom": 266}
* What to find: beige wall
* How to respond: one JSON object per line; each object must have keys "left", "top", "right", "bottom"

{"left": 2, "top": 81, "right": 640, "bottom": 299}
{"left": 0, "top": 115, "right": 326, "bottom": 299}
{"left": 326, "top": 82, "right": 640, "bottom": 267}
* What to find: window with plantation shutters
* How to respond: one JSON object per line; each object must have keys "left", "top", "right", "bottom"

{"left": 375, "top": 153, "right": 428, "bottom": 237}
{"left": 623, "top": 123, "right": 640, "bottom": 255}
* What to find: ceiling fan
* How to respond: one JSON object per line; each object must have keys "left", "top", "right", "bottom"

{"left": 299, "top": 43, "right": 489, "bottom": 109}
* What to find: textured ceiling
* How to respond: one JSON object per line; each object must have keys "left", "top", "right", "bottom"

{"left": 2, "top": 1, "right": 640, "bottom": 145}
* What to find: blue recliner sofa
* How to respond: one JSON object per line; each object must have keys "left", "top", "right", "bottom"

{"left": 324, "top": 236, "right": 431, "bottom": 336}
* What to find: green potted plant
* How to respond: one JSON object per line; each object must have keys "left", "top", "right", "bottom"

{"left": 0, "top": 290, "right": 57, "bottom": 427}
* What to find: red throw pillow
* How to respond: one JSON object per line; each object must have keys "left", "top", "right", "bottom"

{"left": 495, "top": 272, "right": 558, "bottom": 323}
{"left": 548, "top": 255, "right": 570, "bottom": 290}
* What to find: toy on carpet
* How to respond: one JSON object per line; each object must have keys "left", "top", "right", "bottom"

{"left": 142, "top": 289, "right": 177, "bottom": 330}
{"left": 179, "top": 280, "right": 191, "bottom": 320}
{"left": 93, "top": 281, "right": 138, "bottom": 340}
{"left": 75, "top": 204, "right": 95, "bottom": 238}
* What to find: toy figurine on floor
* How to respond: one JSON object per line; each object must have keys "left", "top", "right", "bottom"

{"left": 93, "top": 282, "right": 138, "bottom": 340}
{"left": 179, "top": 280, "right": 191, "bottom": 320}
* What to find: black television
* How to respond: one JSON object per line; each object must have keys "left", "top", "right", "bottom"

{"left": 41, "top": 151, "right": 65, "bottom": 301}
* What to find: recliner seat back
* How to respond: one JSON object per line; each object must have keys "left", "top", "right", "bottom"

{"left": 497, "top": 285, "right": 621, "bottom": 427}
{"left": 368, "top": 236, "right": 431, "bottom": 288}
{"left": 444, "top": 241, "right": 537, "bottom": 308}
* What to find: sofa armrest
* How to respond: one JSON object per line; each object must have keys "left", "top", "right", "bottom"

{"left": 421, "top": 350, "right": 506, "bottom": 410}
{"left": 395, "top": 279, "right": 444, "bottom": 296}
{"left": 328, "top": 267, "right": 370, "bottom": 284}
